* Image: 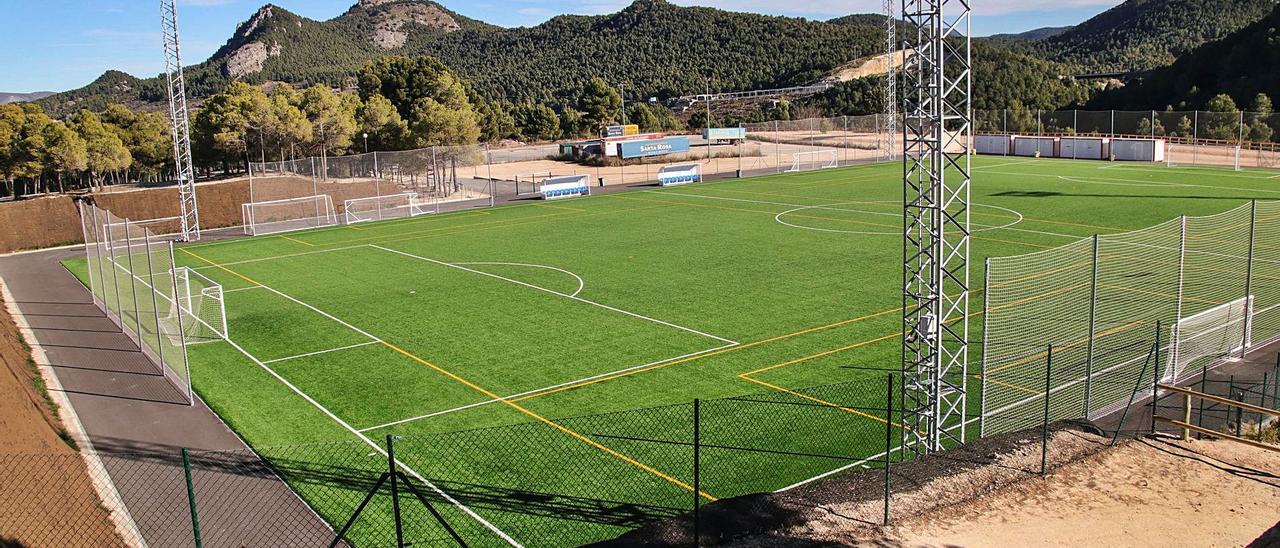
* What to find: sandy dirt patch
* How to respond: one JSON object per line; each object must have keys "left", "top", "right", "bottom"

{"left": 889, "top": 436, "right": 1279, "bottom": 548}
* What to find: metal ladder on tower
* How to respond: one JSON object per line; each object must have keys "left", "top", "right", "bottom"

{"left": 162, "top": 0, "right": 201, "bottom": 241}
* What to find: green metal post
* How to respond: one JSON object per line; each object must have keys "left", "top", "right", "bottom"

{"left": 883, "top": 373, "right": 893, "bottom": 525}
{"left": 387, "top": 435, "right": 404, "bottom": 548}
{"left": 693, "top": 398, "right": 700, "bottom": 547}
{"left": 182, "top": 448, "right": 203, "bottom": 548}
{"left": 1042, "top": 345, "right": 1053, "bottom": 478}
{"left": 1151, "top": 320, "right": 1162, "bottom": 434}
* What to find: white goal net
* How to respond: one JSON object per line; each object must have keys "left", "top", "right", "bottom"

{"left": 1167, "top": 143, "right": 1242, "bottom": 171}
{"left": 787, "top": 150, "right": 838, "bottom": 172}
{"left": 162, "top": 267, "right": 228, "bottom": 345}
{"left": 344, "top": 193, "right": 432, "bottom": 225}
{"left": 1167, "top": 295, "right": 1252, "bottom": 383}
{"left": 242, "top": 195, "right": 337, "bottom": 236}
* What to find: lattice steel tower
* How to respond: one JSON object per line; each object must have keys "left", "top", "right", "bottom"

{"left": 900, "top": 0, "right": 972, "bottom": 455}
{"left": 162, "top": 0, "right": 200, "bottom": 241}
{"left": 883, "top": 0, "right": 897, "bottom": 158}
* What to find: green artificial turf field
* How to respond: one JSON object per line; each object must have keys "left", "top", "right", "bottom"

{"left": 66, "top": 156, "right": 1280, "bottom": 546}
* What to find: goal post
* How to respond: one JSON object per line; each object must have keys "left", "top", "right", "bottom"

{"left": 1167, "top": 142, "right": 1243, "bottom": 171}
{"left": 787, "top": 149, "right": 839, "bottom": 172}
{"left": 344, "top": 193, "right": 433, "bottom": 225}
{"left": 1167, "top": 295, "right": 1253, "bottom": 383}
{"left": 167, "top": 266, "right": 227, "bottom": 344}
{"left": 657, "top": 163, "right": 702, "bottom": 186}
{"left": 242, "top": 195, "right": 337, "bottom": 236}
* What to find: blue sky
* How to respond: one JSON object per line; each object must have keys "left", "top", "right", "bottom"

{"left": 0, "top": 0, "right": 1123, "bottom": 93}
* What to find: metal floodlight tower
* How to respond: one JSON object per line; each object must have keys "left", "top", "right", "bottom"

{"left": 900, "top": 0, "right": 972, "bottom": 455}
{"left": 883, "top": 0, "right": 897, "bottom": 158}
{"left": 162, "top": 0, "right": 201, "bottom": 241}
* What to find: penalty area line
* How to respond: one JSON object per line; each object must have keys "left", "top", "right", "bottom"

{"left": 356, "top": 341, "right": 740, "bottom": 433}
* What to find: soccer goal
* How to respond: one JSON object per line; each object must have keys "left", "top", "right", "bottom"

{"left": 1167, "top": 143, "right": 1242, "bottom": 171}
{"left": 1166, "top": 295, "right": 1253, "bottom": 383}
{"left": 657, "top": 163, "right": 702, "bottom": 186}
{"left": 344, "top": 193, "right": 432, "bottom": 225}
{"left": 787, "top": 150, "right": 839, "bottom": 172}
{"left": 164, "top": 266, "right": 228, "bottom": 345}
{"left": 242, "top": 195, "right": 338, "bottom": 236}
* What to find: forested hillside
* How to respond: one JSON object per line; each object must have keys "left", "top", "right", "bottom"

{"left": 1090, "top": 3, "right": 1280, "bottom": 110}
{"left": 1029, "top": 0, "right": 1276, "bottom": 72}
{"left": 38, "top": 0, "right": 884, "bottom": 115}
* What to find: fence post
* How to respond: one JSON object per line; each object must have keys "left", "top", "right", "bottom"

{"left": 883, "top": 373, "right": 893, "bottom": 526}
{"left": 182, "top": 448, "right": 203, "bottom": 548}
{"left": 387, "top": 435, "right": 404, "bottom": 548}
{"left": 1241, "top": 200, "right": 1257, "bottom": 358}
{"left": 1261, "top": 372, "right": 1270, "bottom": 434}
{"left": 978, "top": 258, "right": 991, "bottom": 438}
{"left": 774, "top": 120, "right": 781, "bottom": 174}
{"left": 1173, "top": 217, "right": 1187, "bottom": 374}
{"left": 1112, "top": 342, "right": 1157, "bottom": 446}
{"left": 1234, "top": 391, "right": 1244, "bottom": 437}
{"left": 1197, "top": 364, "right": 1208, "bottom": 439}
{"left": 1042, "top": 344, "right": 1053, "bottom": 478}
{"left": 1193, "top": 111, "right": 1200, "bottom": 165}
{"left": 1151, "top": 319, "right": 1162, "bottom": 434}
{"left": 1151, "top": 110, "right": 1156, "bottom": 139}
{"left": 1084, "top": 234, "right": 1099, "bottom": 417}
{"left": 1110, "top": 110, "right": 1115, "bottom": 138}
{"left": 692, "top": 398, "right": 701, "bottom": 546}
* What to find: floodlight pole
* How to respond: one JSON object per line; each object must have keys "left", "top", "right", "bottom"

{"left": 883, "top": 0, "right": 897, "bottom": 160}
{"left": 900, "top": 0, "right": 972, "bottom": 455}
{"left": 162, "top": 0, "right": 200, "bottom": 241}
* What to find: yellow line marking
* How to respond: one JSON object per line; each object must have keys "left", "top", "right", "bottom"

{"left": 511, "top": 306, "right": 904, "bottom": 403}
{"left": 985, "top": 319, "right": 1147, "bottom": 376}
{"left": 974, "top": 374, "right": 1040, "bottom": 395}
{"left": 739, "top": 375, "right": 903, "bottom": 428}
{"left": 179, "top": 246, "right": 715, "bottom": 501}
{"left": 740, "top": 333, "right": 902, "bottom": 377}
{"left": 380, "top": 341, "right": 716, "bottom": 500}
{"left": 1097, "top": 282, "right": 1218, "bottom": 306}
{"left": 279, "top": 234, "right": 315, "bottom": 247}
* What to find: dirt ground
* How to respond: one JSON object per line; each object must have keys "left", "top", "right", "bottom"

{"left": 887, "top": 436, "right": 1279, "bottom": 548}
{"left": 0, "top": 287, "right": 125, "bottom": 546}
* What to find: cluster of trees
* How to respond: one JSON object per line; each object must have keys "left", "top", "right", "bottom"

{"left": 0, "top": 103, "right": 173, "bottom": 198}
{"left": 1025, "top": 0, "right": 1276, "bottom": 72}
{"left": 976, "top": 93, "right": 1277, "bottom": 144}
{"left": 1089, "top": 4, "right": 1280, "bottom": 113}
{"left": 4, "top": 54, "right": 704, "bottom": 198}
{"left": 36, "top": 0, "right": 884, "bottom": 118}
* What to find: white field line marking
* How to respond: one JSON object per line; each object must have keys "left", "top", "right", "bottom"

{"left": 976, "top": 169, "right": 1280, "bottom": 196}
{"left": 1129, "top": 164, "right": 1280, "bottom": 180}
{"left": 173, "top": 254, "right": 519, "bottom": 543}
{"left": 223, "top": 285, "right": 266, "bottom": 293}
{"left": 652, "top": 190, "right": 1029, "bottom": 234}
{"left": 1056, "top": 175, "right": 1188, "bottom": 188}
{"left": 357, "top": 341, "right": 740, "bottom": 433}
{"left": 202, "top": 311, "right": 520, "bottom": 546}
{"left": 649, "top": 190, "right": 897, "bottom": 216}
{"left": 262, "top": 341, "right": 381, "bottom": 364}
{"left": 370, "top": 244, "right": 738, "bottom": 345}
{"left": 777, "top": 416, "right": 980, "bottom": 492}
{"left": 452, "top": 262, "right": 586, "bottom": 298}
{"left": 189, "top": 244, "right": 368, "bottom": 271}
{"left": 974, "top": 159, "right": 1039, "bottom": 170}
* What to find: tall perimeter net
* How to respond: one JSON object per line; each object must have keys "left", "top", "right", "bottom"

{"left": 981, "top": 201, "right": 1280, "bottom": 436}
{"left": 78, "top": 202, "right": 228, "bottom": 404}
